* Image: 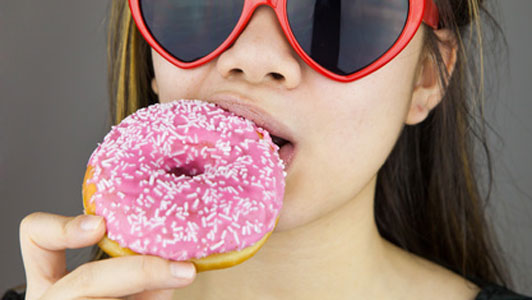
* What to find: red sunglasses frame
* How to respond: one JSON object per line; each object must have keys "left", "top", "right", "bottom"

{"left": 129, "top": 0, "right": 439, "bottom": 82}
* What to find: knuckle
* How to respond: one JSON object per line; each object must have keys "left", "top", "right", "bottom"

{"left": 76, "top": 262, "right": 96, "bottom": 282}
{"left": 135, "top": 255, "right": 161, "bottom": 286}
{"left": 19, "top": 212, "right": 43, "bottom": 236}
{"left": 67, "top": 263, "right": 95, "bottom": 294}
{"left": 139, "top": 255, "right": 154, "bottom": 276}
{"left": 41, "top": 264, "right": 95, "bottom": 300}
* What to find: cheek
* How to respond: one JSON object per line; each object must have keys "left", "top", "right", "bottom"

{"left": 324, "top": 35, "right": 421, "bottom": 169}
{"left": 151, "top": 49, "right": 210, "bottom": 102}
{"left": 280, "top": 46, "right": 420, "bottom": 229}
{"left": 335, "top": 67, "right": 416, "bottom": 178}
{"left": 278, "top": 88, "right": 412, "bottom": 231}
{"left": 323, "top": 83, "right": 411, "bottom": 192}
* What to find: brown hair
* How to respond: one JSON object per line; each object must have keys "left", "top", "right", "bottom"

{"left": 92, "top": 0, "right": 512, "bottom": 289}
{"left": 376, "top": 0, "right": 511, "bottom": 287}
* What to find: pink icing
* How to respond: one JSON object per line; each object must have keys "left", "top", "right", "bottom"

{"left": 85, "top": 99, "right": 285, "bottom": 261}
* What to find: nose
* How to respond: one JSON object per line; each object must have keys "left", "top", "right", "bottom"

{"left": 216, "top": 5, "right": 302, "bottom": 89}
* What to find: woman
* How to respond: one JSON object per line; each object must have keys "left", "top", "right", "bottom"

{"left": 5, "top": 0, "right": 531, "bottom": 299}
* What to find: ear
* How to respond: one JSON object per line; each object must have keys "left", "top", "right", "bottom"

{"left": 151, "top": 77, "right": 159, "bottom": 95}
{"left": 405, "top": 29, "right": 458, "bottom": 125}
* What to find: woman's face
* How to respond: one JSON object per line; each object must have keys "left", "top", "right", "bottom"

{"left": 151, "top": 6, "right": 426, "bottom": 231}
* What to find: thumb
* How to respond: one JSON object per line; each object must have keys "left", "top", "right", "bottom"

{"left": 20, "top": 213, "right": 105, "bottom": 299}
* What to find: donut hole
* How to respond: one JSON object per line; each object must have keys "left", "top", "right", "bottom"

{"left": 166, "top": 161, "right": 205, "bottom": 178}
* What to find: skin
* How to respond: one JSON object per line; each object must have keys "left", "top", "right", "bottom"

{"left": 19, "top": 5, "right": 481, "bottom": 300}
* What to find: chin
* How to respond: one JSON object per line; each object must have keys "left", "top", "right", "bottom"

{"left": 273, "top": 214, "right": 300, "bottom": 232}
{"left": 271, "top": 202, "right": 322, "bottom": 232}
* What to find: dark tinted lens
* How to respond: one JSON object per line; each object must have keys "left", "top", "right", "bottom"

{"left": 287, "top": 0, "right": 409, "bottom": 76}
{"left": 140, "top": 0, "right": 245, "bottom": 62}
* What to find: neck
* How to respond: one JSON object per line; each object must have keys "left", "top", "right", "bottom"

{"left": 177, "top": 175, "right": 403, "bottom": 299}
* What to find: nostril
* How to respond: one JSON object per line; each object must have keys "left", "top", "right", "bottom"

{"left": 230, "top": 68, "right": 244, "bottom": 75}
{"left": 226, "top": 68, "right": 285, "bottom": 83}
{"left": 269, "top": 72, "right": 284, "bottom": 80}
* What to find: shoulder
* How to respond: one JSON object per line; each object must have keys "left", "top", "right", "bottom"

{"left": 383, "top": 241, "right": 480, "bottom": 299}
{"left": 384, "top": 240, "right": 531, "bottom": 300}
{"left": 404, "top": 255, "right": 531, "bottom": 300}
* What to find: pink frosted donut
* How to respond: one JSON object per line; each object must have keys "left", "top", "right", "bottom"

{"left": 82, "top": 99, "right": 285, "bottom": 271}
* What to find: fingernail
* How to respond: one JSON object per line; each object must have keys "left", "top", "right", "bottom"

{"left": 80, "top": 215, "right": 102, "bottom": 231}
{"left": 170, "top": 262, "right": 195, "bottom": 279}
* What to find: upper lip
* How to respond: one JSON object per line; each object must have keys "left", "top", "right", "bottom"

{"left": 205, "top": 92, "right": 295, "bottom": 145}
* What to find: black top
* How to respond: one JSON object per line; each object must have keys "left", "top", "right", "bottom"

{"left": 468, "top": 276, "right": 532, "bottom": 300}
{"left": 3, "top": 283, "right": 531, "bottom": 300}
{"left": 475, "top": 284, "right": 531, "bottom": 300}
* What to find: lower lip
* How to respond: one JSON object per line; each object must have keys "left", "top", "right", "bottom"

{"left": 278, "top": 143, "right": 296, "bottom": 171}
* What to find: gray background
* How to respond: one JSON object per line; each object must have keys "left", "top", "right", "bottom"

{"left": 1, "top": 0, "right": 531, "bottom": 296}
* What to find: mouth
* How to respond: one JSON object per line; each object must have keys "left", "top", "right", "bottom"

{"left": 270, "top": 135, "right": 296, "bottom": 171}
{"left": 271, "top": 135, "right": 290, "bottom": 148}
{"left": 205, "top": 94, "right": 297, "bottom": 170}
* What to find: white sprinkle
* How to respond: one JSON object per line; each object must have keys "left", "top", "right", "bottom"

{"left": 231, "top": 222, "right": 241, "bottom": 229}
{"left": 101, "top": 157, "right": 115, "bottom": 167}
{"left": 232, "top": 230, "right": 240, "bottom": 245}
{"left": 140, "top": 165, "right": 149, "bottom": 173}
{"left": 156, "top": 179, "right": 172, "bottom": 192}
{"left": 146, "top": 195, "right": 155, "bottom": 203}
{"left": 210, "top": 240, "right": 224, "bottom": 251}
{"left": 206, "top": 212, "right": 216, "bottom": 221}
{"left": 219, "top": 214, "right": 232, "bottom": 222}
{"left": 192, "top": 198, "right": 200, "bottom": 210}
{"left": 226, "top": 186, "right": 239, "bottom": 195}
{"left": 165, "top": 203, "right": 177, "bottom": 216}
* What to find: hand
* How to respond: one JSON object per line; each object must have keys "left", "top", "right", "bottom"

{"left": 19, "top": 212, "right": 196, "bottom": 300}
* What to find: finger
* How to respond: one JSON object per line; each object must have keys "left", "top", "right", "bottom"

{"left": 42, "top": 255, "right": 195, "bottom": 300}
{"left": 19, "top": 212, "right": 105, "bottom": 298}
